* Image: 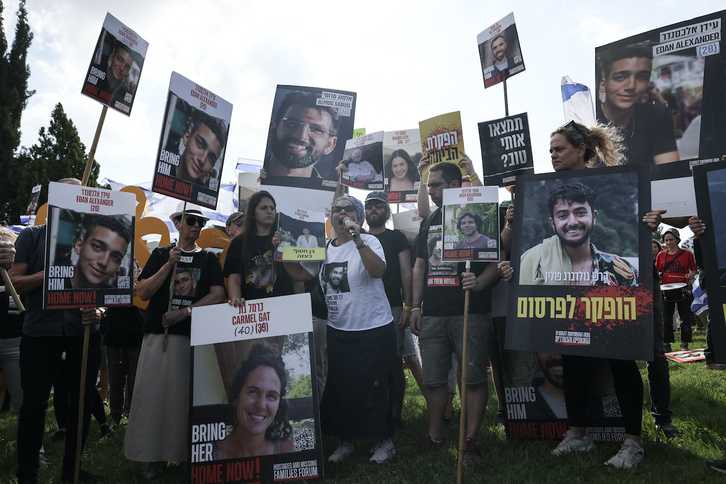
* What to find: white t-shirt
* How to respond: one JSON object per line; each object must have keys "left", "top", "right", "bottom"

{"left": 304, "top": 234, "right": 392, "bottom": 331}
{"left": 346, "top": 161, "right": 376, "bottom": 180}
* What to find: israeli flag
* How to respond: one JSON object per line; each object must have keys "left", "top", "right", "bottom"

{"left": 561, "top": 76, "right": 596, "bottom": 127}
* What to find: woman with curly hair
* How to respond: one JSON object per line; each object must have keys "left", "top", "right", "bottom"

{"left": 214, "top": 344, "right": 295, "bottom": 458}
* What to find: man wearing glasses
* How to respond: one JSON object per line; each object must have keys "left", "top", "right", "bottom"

{"left": 403, "top": 163, "right": 499, "bottom": 462}
{"left": 265, "top": 90, "right": 340, "bottom": 178}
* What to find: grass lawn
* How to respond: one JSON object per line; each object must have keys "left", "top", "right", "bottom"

{"left": 1, "top": 329, "right": 725, "bottom": 483}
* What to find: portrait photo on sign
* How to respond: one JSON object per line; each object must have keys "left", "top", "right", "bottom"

{"left": 80, "top": 13, "right": 148, "bottom": 116}
{"left": 477, "top": 12, "right": 525, "bottom": 89}
{"left": 278, "top": 213, "right": 325, "bottom": 250}
{"left": 382, "top": 128, "right": 422, "bottom": 203}
{"left": 340, "top": 132, "right": 384, "bottom": 190}
{"left": 261, "top": 85, "right": 357, "bottom": 191}
{"left": 322, "top": 262, "right": 349, "bottom": 295}
{"left": 517, "top": 172, "right": 640, "bottom": 287}
{"left": 47, "top": 209, "right": 134, "bottom": 291}
{"left": 174, "top": 267, "right": 201, "bottom": 298}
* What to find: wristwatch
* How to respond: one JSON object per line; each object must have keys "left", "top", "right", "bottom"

{"left": 356, "top": 240, "right": 369, "bottom": 250}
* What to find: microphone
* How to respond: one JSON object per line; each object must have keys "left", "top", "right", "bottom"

{"left": 342, "top": 217, "right": 358, "bottom": 238}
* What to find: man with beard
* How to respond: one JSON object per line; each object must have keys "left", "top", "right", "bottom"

{"left": 490, "top": 33, "right": 514, "bottom": 78}
{"left": 346, "top": 148, "right": 378, "bottom": 182}
{"left": 265, "top": 91, "right": 340, "bottom": 178}
{"left": 519, "top": 183, "right": 638, "bottom": 286}
{"left": 323, "top": 265, "right": 347, "bottom": 295}
{"left": 364, "top": 192, "right": 425, "bottom": 434}
{"left": 525, "top": 353, "right": 567, "bottom": 419}
{"left": 455, "top": 212, "right": 494, "bottom": 250}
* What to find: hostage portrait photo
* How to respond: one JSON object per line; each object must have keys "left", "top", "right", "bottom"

{"left": 383, "top": 146, "right": 421, "bottom": 203}
{"left": 442, "top": 202, "right": 499, "bottom": 262}
{"left": 261, "top": 85, "right": 357, "bottom": 191}
{"left": 340, "top": 141, "right": 384, "bottom": 190}
{"left": 478, "top": 13, "right": 526, "bottom": 89}
{"left": 278, "top": 212, "right": 325, "bottom": 250}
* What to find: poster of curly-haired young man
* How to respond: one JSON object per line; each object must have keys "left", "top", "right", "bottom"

{"left": 152, "top": 72, "right": 232, "bottom": 209}
{"left": 505, "top": 164, "right": 653, "bottom": 360}
{"left": 189, "top": 294, "right": 323, "bottom": 483}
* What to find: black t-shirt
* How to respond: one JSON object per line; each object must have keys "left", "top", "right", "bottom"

{"left": 597, "top": 102, "right": 677, "bottom": 164}
{"left": 139, "top": 245, "right": 223, "bottom": 336}
{"left": 223, "top": 235, "right": 294, "bottom": 301}
{"left": 415, "top": 209, "right": 493, "bottom": 316}
{"left": 372, "top": 229, "right": 410, "bottom": 307}
{"left": 103, "top": 306, "right": 144, "bottom": 348}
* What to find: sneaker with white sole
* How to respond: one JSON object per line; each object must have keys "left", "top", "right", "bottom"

{"left": 370, "top": 439, "right": 395, "bottom": 463}
{"left": 328, "top": 440, "right": 354, "bottom": 463}
{"left": 605, "top": 439, "right": 644, "bottom": 469}
{"left": 551, "top": 430, "right": 594, "bottom": 456}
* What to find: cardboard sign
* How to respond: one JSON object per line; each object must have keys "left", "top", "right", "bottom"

{"left": 419, "top": 111, "right": 466, "bottom": 183}
{"left": 275, "top": 203, "right": 326, "bottom": 262}
{"left": 478, "top": 113, "right": 534, "bottom": 187}
{"left": 383, "top": 129, "right": 422, "bottom": 204}
{"left": 477, "top": 12, "right": 526, "bottom": 89}
{"left": 341, "top": 131, "right": 384, "bottom": 190}
{"left": 442, "top": 186, "right": 500, "bottom": 262}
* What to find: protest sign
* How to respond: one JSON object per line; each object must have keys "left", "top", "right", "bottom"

{"left": 261, "top": 85, "right": 357, "bottom": 191}
{"left": 275, "top": 203, "right": 326, "bottom": 262}
{"left": 693, "top": 160, "right": 726, "bottom": 364}
{"left": 383, "top": 129, "right": 422, "bottom": 203}
{"left": 81, "top": 13, "right": 148, "bottom": 116}
{"left": 419, "top": 111, "right": 466, "bottom": 183}
{"left": 595, "top": 10, "right": 726, "bottom": 164}
{"left": 651, "top": 157, "right": 721, "bottom": 220}
{"left": 341, "top": 131, "right": 384, "bottom": 190}
{"left": 151, "top": 72, "right": 232, "bottom": 209}
{"left": 506, "top": 164, "right": 653, "bottom": 360}
{"left": 189, "top": 294, "right": 323, "bottom": 483}
{"left": 477, "top": 12, "right": 525, "bottom": 89}
{"left": 442, "top": 187, "right": 499, "bottom": 262}
{"left": 478, "top": 113, "right": 533, "bottom": 187}
{"left": 43, "top": 182, "right": 135, "bottom": 309}
{"left": 392, "top": 209, "right": 429, "bottom": 245}
{"left": 26, "top": 184, "right": 41, "bottom": 216}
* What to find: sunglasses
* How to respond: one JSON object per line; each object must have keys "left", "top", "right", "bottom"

{"left": 331, "top": 205, "right": 357, "bottom": 214}
{"left": 365, "top": 201, "right": 385, "bottom": 210}
{"left": 185, "top": 216, "right": 207, "bottom": 228}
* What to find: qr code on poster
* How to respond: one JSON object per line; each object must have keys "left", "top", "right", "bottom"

{"left": 602, "top": 396, "right": 622, "bottom": 418}
{"left": 117, "top": 276, "right": 130, "bottom": 289}
{"left": 293, "top": 427, "right": 315, "bottom": 451}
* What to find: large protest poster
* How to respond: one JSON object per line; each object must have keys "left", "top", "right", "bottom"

{"left": 595, "top": 10, "right": 726, "bottom": 164}
{"left": 505, "top": 164, "right": 653, "bottom": 360}
{"left": 340, "top": 131, "right": 384, "bottom": 190}
{"left": 383, "top": 130, "right": 422, "bottom": 204}
{"left": 189, "top": 294, "right": 323, "bottom": 483}
{"left": 442, "top": 187, "right": 499, "bottom": 262}
{"left": 499, "top": 349, "right": 626, "bottom": 441}
{"left": 275, "top": 203, "right": 326, "bottom": 262}
{"left": 261, "top": 85, "right": 357, "bottom": 191}
{"left": 43, "top": 182, "right": 135, "bottom": 309}
{"left": 477, "top": 13, "right": 525, "bottom": 89}
{"left": 651, "top": 157, "right": 721, "bottom": 221}
{"left": 478, "top": 113, "right": 534, "bottom": 187}
{"left": 419, "top": 112, "right": 466, "bottom": 183}
{"left": 81, "top": 13, "right": 148, "bottom": 116}
{"left": 693, "top": 160, "right": 726, "bottom": 364}
{"left": 151, "top": 72, "right": 232, "bottom": 209}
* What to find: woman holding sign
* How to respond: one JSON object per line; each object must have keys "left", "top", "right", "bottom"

{"left": 283, "top": 195, "right": 397, "bottom": 464}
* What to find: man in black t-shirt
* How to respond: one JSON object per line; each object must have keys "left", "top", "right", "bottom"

{"left": 402, "top": 164, "right": 499, "bottom": 462}
{"left": 596, "top": 44, "right": 679, "bottom": 165}
{"left": 365, "top": 191, "right": 425, "bottom": 434}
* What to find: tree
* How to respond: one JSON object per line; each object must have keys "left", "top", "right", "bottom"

{"left": 0, "top": 0, "right": 33, "bottom": 223}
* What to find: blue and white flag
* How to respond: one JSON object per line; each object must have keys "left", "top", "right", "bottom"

{"left": 561, "top": 76, "right": 596, "bottom": 127}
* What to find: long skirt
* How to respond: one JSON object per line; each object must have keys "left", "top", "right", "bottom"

{"left": 320, "top": 322, "right": 396, "bottom": 440}
{"left": 124, "top": 333, "right": 190, "bottom": 462}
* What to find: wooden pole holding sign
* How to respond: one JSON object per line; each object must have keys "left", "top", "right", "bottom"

{"left": 503, "top": 79, "right": 509, "bottom": 117}
{"left": 0, "top": 268, "right": 24, "bottom": 312}
{"left": 456, "top": 261, "right": 471, "bottom": 484}
{"left": 164, "top": 202, "right": 187, "bottom": 351}
{"left": 75, "top": 104, "right": 108, "bottom": 484}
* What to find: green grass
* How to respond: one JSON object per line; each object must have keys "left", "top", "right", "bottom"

{"left": 1, "top": 329, "right": 725, "bottom": 483}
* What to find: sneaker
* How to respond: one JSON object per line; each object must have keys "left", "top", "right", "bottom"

{"left": 496, "top": 410, "right": 506, "bottom": 430}
{"left": 708, "top": 459, "right": 726, "bottom": 474}
{"left": 551, "top": 430, "right": 594, "bottom": 456}
{"left": 605, "top": 439, "right": 644, "bottom": 469}
{"left": 392, "top": 418, "right": 407, "bottom": 435}
{"left": 328, "top": 440, "right": 354, "bottom": 463}
{"left": 681, "top": 342, "right": 690, "bottom": 351}
{"left": 370, "top": 439, "right": 395, "bottom": 463}
{"left": 656, "top": 423, "right": 682, "bottom": 439}
{"left": 706, "top": 363, "right": 726, "bottom": 370}
{"left": 462, "top": 438, "right": 481, "bottom": 462}
{"left": 100, "top": 424, "right": 115, "bottom": 439}
{"left": 399, "top": 435, "right": 446, "bottom": 453}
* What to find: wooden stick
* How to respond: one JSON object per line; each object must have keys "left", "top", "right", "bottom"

{"left": 503, "top": 79, "right": 509, "bottom": 117}
{"left": 81, "top": 105, "right": 108, "bottom": 186}
{"left": 456, "top": 261, "right": 472, "bottom": 484}
{"left": 0, "top": 267, "right": 24, "bottom": 312}
{"left": 164, "top": 202, "right": 187, "bottom": 351}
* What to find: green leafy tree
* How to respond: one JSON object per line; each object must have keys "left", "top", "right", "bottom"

{"left": 287, "top": 374, "right": 313, "bottom": 399}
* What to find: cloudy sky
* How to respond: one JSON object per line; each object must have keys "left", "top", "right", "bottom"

{"left": 5, "top": 0, "right": 723, "bottom": 188}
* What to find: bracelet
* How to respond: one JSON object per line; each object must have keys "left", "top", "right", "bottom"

{"left": 403, "top": 306, "right": 413, "bottom": 312}
{"left": 468, "top": 173, "right": 479, "bottom": 182}
{"left": 505, "top": 222, "right": 513, "bottom": 231}
{"left": 411, "top": 307, "right": 421, "bottom": 312}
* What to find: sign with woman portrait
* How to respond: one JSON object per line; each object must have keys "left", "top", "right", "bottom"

{"left": 418, "top": 111, "right": 466, "bottom": 183}
{"left": 274, "top": 202, "right": 326, "bottom": 262}
{"left": 505, "top": 164, "right": 654, "bottom": 360}
{"left": 477, "top": 12, "right": 525, "bottom": 89}
{"left": 595, "top": 9, "right": 726, "bottom": 165}
{"left": 151, "top": 72, "right": 232, "bottom": 209}
{"left": 81, "top": 13, "right": 148, "bottom": 116}
{"left": 441, "top": 186, "right": 500, "bottom": 262}
{"left": 43, "top": 182, "right": 135, "bottom": 309}
{"left": 189, "top": 294, "right": 323, "bottom": 483}
{"left": 383, "top": 129, "right": 422, "bottom": 203}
